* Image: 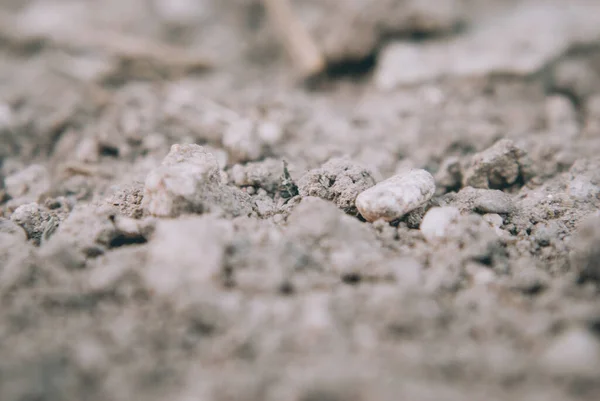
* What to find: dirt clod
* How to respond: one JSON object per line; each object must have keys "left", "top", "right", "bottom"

{"left": 10, "top": 202, "right": 53, "bottom": 245}
{"left": 298, "top": 157, "right": 376, "bottom": 215}
{"left": 463, "top": 139, "right": 535, "bottom": 190}
{"left": 143, "top": 144, "right": 254, "bottom": 218}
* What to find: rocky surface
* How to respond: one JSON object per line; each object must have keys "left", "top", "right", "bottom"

{"left": 1, "top": 1, "right": 600, "bottom": 401}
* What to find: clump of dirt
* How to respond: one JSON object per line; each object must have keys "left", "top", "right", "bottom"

{"left": 1, "top": 1, "right": 600, "bottom": 401}
{"left": 298, "top": 157, "right": 376, "bottom": 215}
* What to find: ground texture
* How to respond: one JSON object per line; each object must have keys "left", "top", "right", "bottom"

{"left": 1, "top": 1, "right": 600, "bottom": 400}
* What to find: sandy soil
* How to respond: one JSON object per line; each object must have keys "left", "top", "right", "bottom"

{"left": 1, "top": 1, "right": 600, "bottom": 400}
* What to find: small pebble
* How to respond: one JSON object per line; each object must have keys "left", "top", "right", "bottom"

{"left": 356, "top": 169, "right": 435, "bottom": 222}
{"left": 420, "top": 207, "right": 460, "bottom": 242}
{"left": 482, "top": 213, "right": 503, "bottom": 228}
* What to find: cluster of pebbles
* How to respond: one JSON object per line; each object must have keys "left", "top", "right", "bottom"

{"left": 140, "top": 137, "right": 534, "bottom": 242}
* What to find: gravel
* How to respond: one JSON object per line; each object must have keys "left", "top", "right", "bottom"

{"left": 356, "top": 169, "right": 435, "bottom": 222}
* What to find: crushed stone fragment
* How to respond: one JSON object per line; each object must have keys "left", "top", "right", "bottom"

{"left": 482, "top": 213, "right": 503, "bottom": 229}
{"left": 356, "top": 169, "right": 435, "bottom": 222}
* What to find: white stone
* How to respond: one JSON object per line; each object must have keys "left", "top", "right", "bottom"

{"left": 420, "top": 207, "right": 460, "bottom": 242}
{"left": 482, "top": 213, "right": 503, "bottom": 228}
{"left": 355, "top": 169, "right": 435, "bottom": 222}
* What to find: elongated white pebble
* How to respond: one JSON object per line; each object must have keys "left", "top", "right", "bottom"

{"left": 356, "top": 169, "right": 435, "bottom": 222}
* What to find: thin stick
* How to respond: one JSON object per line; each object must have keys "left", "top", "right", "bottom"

{"left": 263, "top": 0, "right": 325, "bottom": 78}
